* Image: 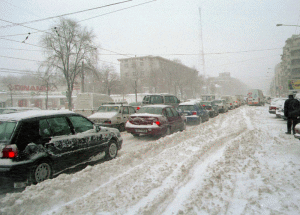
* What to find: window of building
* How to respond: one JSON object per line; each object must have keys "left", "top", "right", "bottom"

{"left": 124, "top": 64, "right": 128, "bottom": 68}
{"left": 140, "top": 62, "right": 144, "bottom": 66}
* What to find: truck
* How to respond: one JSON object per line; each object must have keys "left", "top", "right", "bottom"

{"left": 74, "top": 93, "right": 114, "bottom": 117}
{"left": 247, "top": 89, "right": 265, "bottom": 106}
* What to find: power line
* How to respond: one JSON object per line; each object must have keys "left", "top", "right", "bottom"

{"left": 0, "top": 37, "right": 45, "bottom": 48}
{"left": 0, "top": 55, "right": 43, "bottom": 62}
{"left": 1, "top": 0, "right": 41, "bottom": 18}
{"left": 0, "top": 0, "right": 133, "bottom": 28}
{"left": 78, "top": 0, "right": 157, "bottom": 23}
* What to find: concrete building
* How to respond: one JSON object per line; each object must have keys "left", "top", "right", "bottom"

{"left": 118, "top": 56, "right": 200, "bottom": 100}
{"left": 272, "top": 34, "right": 300, "bottom": 96}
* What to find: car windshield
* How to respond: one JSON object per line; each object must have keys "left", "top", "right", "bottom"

{"left": 97, "top": 106, "right": 119, "bottom": 112}
{"left": 137, "top": 107, "right": 163, "bottom": 115}
{"left": 178, "top": 105, "right": 195, "bottom": 111}
{"left": 0, "top": 121, "right": 17, "bottom": 141}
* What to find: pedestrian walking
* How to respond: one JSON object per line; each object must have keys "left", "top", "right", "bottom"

{"left": 284, "top": 93, "right": 300, "bottom": 134}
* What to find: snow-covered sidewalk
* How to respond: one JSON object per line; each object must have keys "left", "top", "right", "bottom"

{"left": 0, "top": 106, "right": 300, "bottom": 215}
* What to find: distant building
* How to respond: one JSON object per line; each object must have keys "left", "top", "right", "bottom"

{"left": 118, "top": 56, "right": 200, "bottom": 99}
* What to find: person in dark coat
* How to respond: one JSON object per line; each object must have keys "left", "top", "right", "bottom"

{"left": 284, "top": 93, "right": 300, "bottom": 134}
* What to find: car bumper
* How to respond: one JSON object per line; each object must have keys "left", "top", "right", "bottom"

{"left": 185, "top": 116, "right": 200, "bottom": 124}
{"left": 126, "top": 127, "right": 166, "bottom": 136}
{"left": 269, "top": 110, "right": 276, "bottom": 114}
{"left": 0, "top": 161, "right": 32, "bottom": 183}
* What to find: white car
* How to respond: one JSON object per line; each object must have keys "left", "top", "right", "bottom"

{"left": 88, "top": 104, "right": 136, "bottom": 131}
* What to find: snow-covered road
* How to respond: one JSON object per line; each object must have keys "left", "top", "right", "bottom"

{"left": 1, "top": 106, "right": 300, "bottom": 214}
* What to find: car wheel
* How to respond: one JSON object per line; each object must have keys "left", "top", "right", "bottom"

{"left": 31, "top": 161, "right": 52, "bottom": 184}
{"left": 181, "top": 121, "right": 186, "bottom": 131}
{"left": 163, "top": 127, "right": 171, "bottom": 137}
{"left": 105, "top": 140, "right": 118, "bottom": 160}
{"left": 197, "top": 117, "right": 202, "bottom": 125}
{"left": 118, "top": 123, "right": 125, "bottom": 132}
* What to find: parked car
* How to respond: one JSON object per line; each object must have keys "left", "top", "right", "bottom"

{"left": 200, "top": 101, "right": 219, "bottom": 117}
{"left": 275, "top": 99, "right": 287, "bottom": 118}
{"left": 125, "top": 105, "right": 186, "bottom": 137}
{"left": 177, "top": 101, "right": 209, "bottom": 124}
{"left": 0, "top": 110, "right": 123, "bottom": 188}
{"left": 88, "top": 104, "right": 136, "bottom": 132}
{"left": 142, "top": 94, "right": 181, "bottom": 108}
{"left": 269, "top": 98, "right": 287, "bottom": 115}
{"left": 211, "top": 99, "right": 229, "bottom": 113}
{"left": 269, "top": 98, "right": 281, "bottom": 114}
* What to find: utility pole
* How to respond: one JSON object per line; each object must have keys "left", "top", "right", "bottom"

{"left": 199, "top": 8, "right": 207, "bottom": 93}
{"left": 81, "top": 61, "right": 85, "bottom": 93}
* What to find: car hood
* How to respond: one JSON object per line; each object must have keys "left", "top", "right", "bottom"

{"left": 88, "top": 112, "right": 118, "bottom": 119}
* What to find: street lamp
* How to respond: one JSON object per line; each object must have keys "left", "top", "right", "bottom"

{"left": 276, "top": 24, "right": 300, "bottom": 27}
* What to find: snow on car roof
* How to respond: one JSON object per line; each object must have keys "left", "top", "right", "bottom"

{"left": 142, "top": 104, "right": 171, "bottom": 108}
{"left": 179, "top": 101, "right": 198, "bottom": 105}
{"left": 0, "top": 110, "right": 75, "bottom": 121}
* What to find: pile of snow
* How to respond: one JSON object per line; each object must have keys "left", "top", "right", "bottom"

{"left": 0, "top": 106, "right": 300, "bottom": 214}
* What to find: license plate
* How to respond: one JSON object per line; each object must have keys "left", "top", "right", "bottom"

{"left": 135, "top": 129, "right": 147, "bottom": 133}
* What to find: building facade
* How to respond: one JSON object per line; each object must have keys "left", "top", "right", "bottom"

{"left": 118, "top": 56, "right": 200, "bottom": 100}
{"left": 271, "top": 34, "right": 300, "bottom": 96}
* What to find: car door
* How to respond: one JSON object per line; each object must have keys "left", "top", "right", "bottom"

{"left": 121, "top": 106, "right": 130, "bottom": 123}
{"left": 67, "top": 115, "right": 106, "bottom": 162}
{"left": 170, "top": 107, "right": 183, "bottom": 131}
{"left": 165, "top": 107, "right": 176, "bottom": 132}
{"left": 41, "top": 116, "right": 76, "bottom": 172}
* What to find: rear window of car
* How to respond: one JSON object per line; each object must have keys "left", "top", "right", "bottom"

{"left": 178, "top": 105, "right": 195, "bottom": 111}
{"left": 97, "top": 106, "right": 119, "bottom": 112}
{"left": 68, "top": 116, "right": 94, "bottom": 133}
{"left": 0, "top": 121, "right": 17, "bottom": 141}
{"left": 150, "top": 96, "right": 164, "bottom": 104}
{"left": 138, "top": 107, "right": 163, "bottom": 114}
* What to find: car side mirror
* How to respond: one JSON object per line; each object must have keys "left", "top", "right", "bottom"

{"left": 95, "top": 124, "right": 101, "bottom": 132}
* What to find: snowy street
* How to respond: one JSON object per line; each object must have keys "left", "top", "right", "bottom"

{"left": 1, "top": 105, "right": 300, "bottom": 214}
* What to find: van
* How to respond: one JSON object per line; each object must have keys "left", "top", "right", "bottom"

{"left": 74, "top": 93, "right": 114, "bottom": 117}
{"left": 247, "top": 89, "right": 265, "bottom": 106}
{"left": 142, "top": 94, "right": 181, "bottom": 108}
{"left": 220, "top": 95, "right": 234, "bottom": 110}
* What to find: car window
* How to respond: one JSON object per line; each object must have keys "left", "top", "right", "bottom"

{"left": 98, "top": 106, "right": 119, "bottom": 112}
{"left": 129, "top": 107, "right": 136, "bottom": 114}
{"left": 16, "top": 120, "right": 40, "bottom": 150}
{"left": 0, "top": 121, "right": 17, "bottom": 141}
{"left": 168, "top": 96, "right": 176, "bottom": 103}
{"left": 39, "top": 119, "right": 52, "bottom": 138}
{"left": 138, "top": 107, "right": 163, "bottom": 114}
{"left": 47, "top": 117, "right": 72, "bottom": 136}
{"left": 165, "top": 96, "right": 171, "bottom": 103}
{"left": 178, "top": 105, "right": 194, "bottom": 111}
{"left": 171, "top": 107, "right": 179, "bottom": 116}
{"left": 68, "top": 115, "right": 94, "bottom": 133}
{"left": 165, "top": 107, "right": 174, "bottom": 117}
{"left": 122, "top": 106, "right": 129, "bottom": 114}
{"left": 150, "top": 96, "right": 163, "bottom": 104}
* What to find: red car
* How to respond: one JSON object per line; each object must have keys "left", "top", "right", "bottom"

{"left": 125, "top": 105, "right": 186, "bottom": 137}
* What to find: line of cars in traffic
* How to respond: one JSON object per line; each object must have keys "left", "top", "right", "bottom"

{"left": 0, "top": 93, "right": 242, "bottom": 189}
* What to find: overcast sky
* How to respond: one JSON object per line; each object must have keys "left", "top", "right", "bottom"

{"left": 1, "top": 0, "right": 299, "bottom": 93}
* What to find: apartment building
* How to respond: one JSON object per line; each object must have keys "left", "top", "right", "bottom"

{"left": 118, "top": 56, "right": 200, "bottom": 99}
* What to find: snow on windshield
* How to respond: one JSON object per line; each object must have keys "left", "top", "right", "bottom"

{"left": 97, "top": 106, "right": 119, "bottom": 112}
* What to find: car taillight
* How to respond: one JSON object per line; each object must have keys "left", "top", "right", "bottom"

{"left": 230, "top": 103, "right": 232, "bottom": 105}
{"left": 192, "top": 111, "right": 197, "bottom": 115}
{"left": 1, "top": 145, "right": 18, "bottom": 158}
{"left": 155, "top": 121, "right": 161, "bottom": 126}
{"left": 104, "top": 120, "right": 111, "bottom": 124}
{"left": 137, "top": 107, "right": 140, "bottom": 110}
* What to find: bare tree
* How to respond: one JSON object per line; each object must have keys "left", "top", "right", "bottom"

{"left": 100, "top": 65, "right": 120, "bottom": 96}
{"left": 40, "top": 18, "right": 98, "bottom": 110}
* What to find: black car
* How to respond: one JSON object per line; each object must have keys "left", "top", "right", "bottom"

{"left": 0, "top": 110, "right": 123, "bottom": 188}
